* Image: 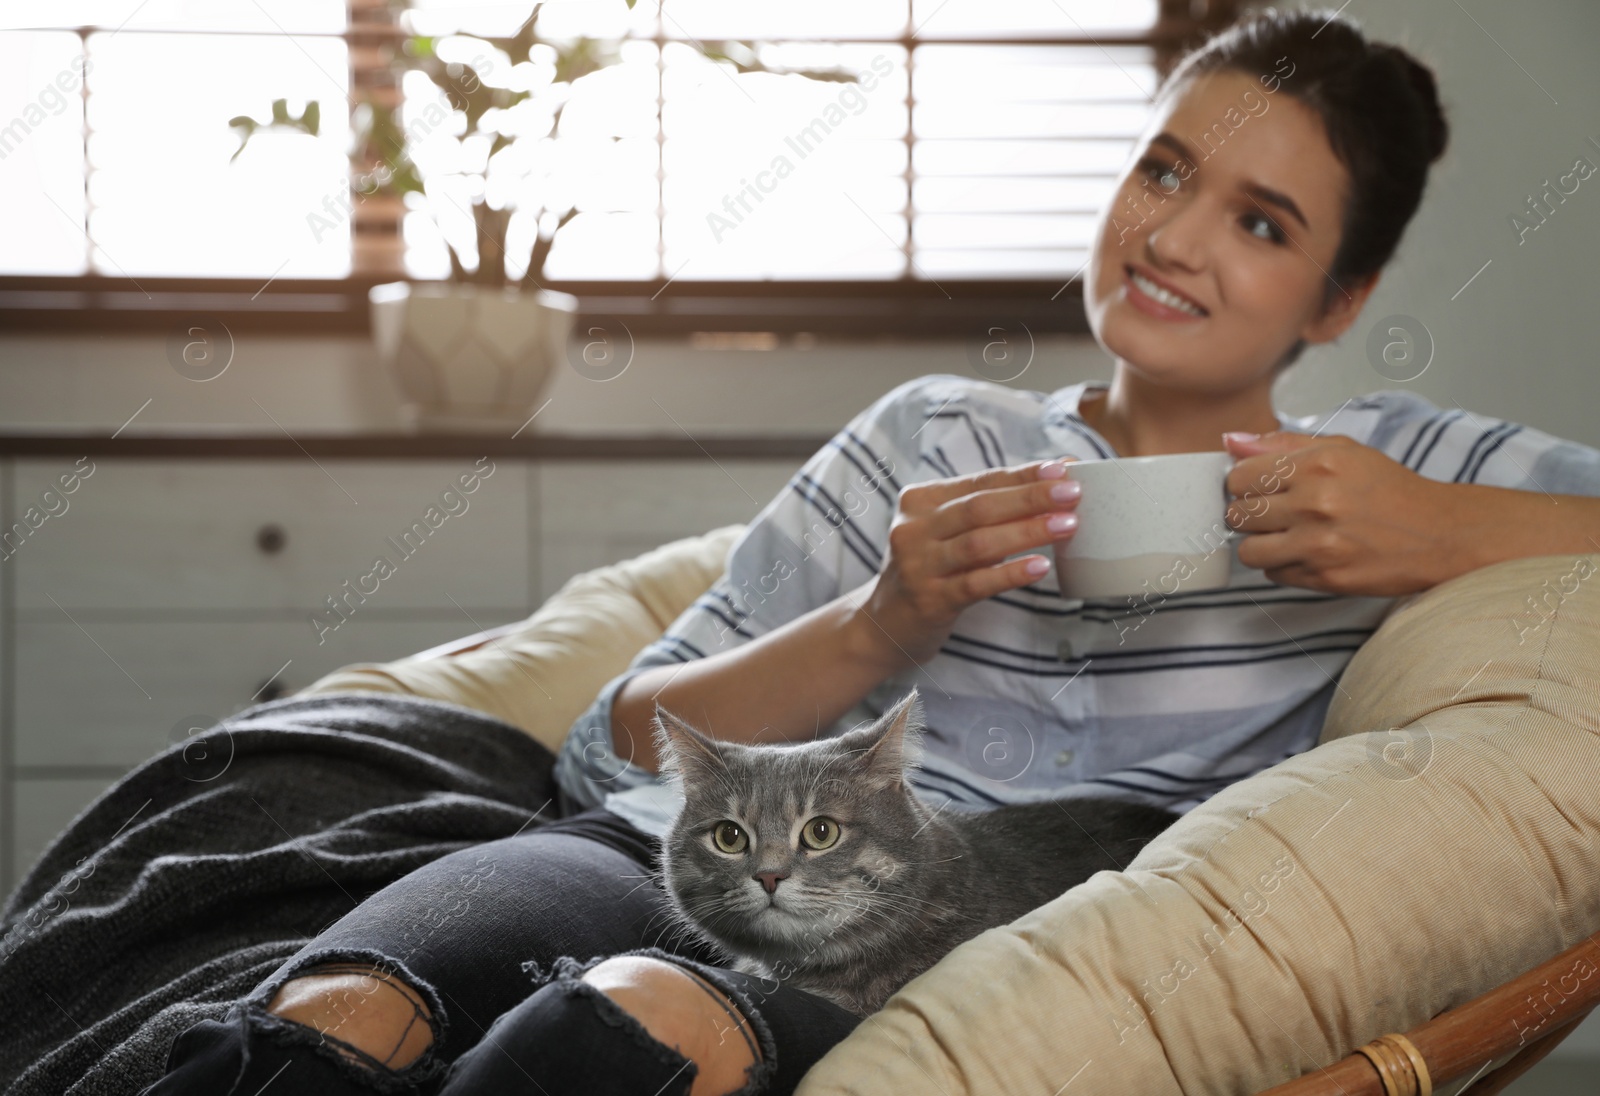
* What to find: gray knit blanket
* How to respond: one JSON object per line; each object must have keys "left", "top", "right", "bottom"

{"left": 0, "top": 694, "right": 562, "bottom": 1096}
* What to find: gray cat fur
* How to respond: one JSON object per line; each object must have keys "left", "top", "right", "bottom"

{"left": 651, "top": 689, "right": 1181, "bottom": 1017}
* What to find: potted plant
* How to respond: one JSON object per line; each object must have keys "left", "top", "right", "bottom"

{"left": 232, "top": 2, "right": 850, "bottom": 430}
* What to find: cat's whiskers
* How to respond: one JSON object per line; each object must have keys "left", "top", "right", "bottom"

{"left": 819, "top": 874, "right": 944, "bottom": 909}
{"left": 659, "top": 894, "right": 777, "bottom": 959}
{"left": 835, "top": 906, "right": 936, "bottom": 950}
{"left": 669, "top": 891, "right": 742, "bottom": 936}
{"left": 642, "top": 899, "right": 710, "bottom": 949}
{"left": 792, "top": 885, "right": 939, "bottom": 939}
{"left": 849, "top": 892, "right": 945, "bottom": 925}
{"left": 643, "top": 891, "right": 703, "bottom": 933}
{"left": 647, "top": 913, "right": 710, "bottom": 954}
{"left": 840, "top": 891, "right": 951, "bottom": 937}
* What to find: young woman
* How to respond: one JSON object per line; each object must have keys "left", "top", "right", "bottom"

{"left": 146, "top": 9, "right": 1600, "bottom": 1096}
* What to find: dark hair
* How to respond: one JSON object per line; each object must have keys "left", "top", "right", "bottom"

{"left": 1157, "top": 7, "right": 1449, "bottom": 369}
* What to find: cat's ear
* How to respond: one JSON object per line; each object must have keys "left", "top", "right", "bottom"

{"left": 846, "top": 689, "right": 924, "bottom": 789}
{"left": 651, "top": 705, "right": 727, "bottom": 786}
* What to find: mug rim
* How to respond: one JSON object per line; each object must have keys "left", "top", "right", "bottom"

{"left": 1061, "top": 450, "right": 1232, "bottom": 470}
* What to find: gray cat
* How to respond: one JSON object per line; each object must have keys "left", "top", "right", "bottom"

{"left": 651, "top": 690, "right": 1182, "bottom": 1016}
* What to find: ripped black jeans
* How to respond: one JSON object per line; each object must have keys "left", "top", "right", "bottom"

{"left": 140, "top": 806, "right": 862, "bottom": 1096}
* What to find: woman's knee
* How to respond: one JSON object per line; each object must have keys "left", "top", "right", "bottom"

{"left": 266, "top": 962, "right": 435, "bottom": 1071}
{"left": 580, "top": 955, "right": 762, "bottom": 1096}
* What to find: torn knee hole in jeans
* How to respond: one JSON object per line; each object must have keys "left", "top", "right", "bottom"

{"left": 241, "top": 946, "right": 452, "bottom": 1094}
{"left": 536, "top": 947, "right": 780, "bottom": 1096}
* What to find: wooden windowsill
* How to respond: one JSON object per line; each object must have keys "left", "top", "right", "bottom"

{"left": 0, "top": 275, "right": 1089, "bottom": 340}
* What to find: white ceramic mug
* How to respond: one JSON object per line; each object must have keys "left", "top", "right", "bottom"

{"left": 1051, "top": 451, "right": 1240, "bottom": 599}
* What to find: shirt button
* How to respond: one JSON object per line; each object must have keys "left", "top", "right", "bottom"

{"left": 1055, "top": 749, "right": 1075, "bottom": 765}
{"left": 1057, "top": 639, "right": 1075, "bottom": 660}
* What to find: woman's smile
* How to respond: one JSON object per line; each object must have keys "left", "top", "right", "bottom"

{"left": 1124, "top": 263, "right": 1209, "bottom": 321}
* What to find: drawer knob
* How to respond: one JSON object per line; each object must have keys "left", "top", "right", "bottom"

{"left": 256, "top": 523, "right": 288, "bottom": 555}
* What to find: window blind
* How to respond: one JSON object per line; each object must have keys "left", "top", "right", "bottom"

{"left": 1, "top": 0, "right": 1241, "bottom": 284}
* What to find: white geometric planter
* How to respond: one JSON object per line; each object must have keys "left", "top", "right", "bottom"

{"left": 369, "top": 281, "right": 578, "bottom": 432}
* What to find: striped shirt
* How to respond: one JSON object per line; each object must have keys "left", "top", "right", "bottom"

{"left": 555, "top": 375, "right": 1600, "bottom": 838}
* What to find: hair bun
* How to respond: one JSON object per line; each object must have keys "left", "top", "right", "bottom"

{"left": 1387, "top": 47, "right": 1449, "bottom": 163}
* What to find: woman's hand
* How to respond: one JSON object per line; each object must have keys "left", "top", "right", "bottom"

{"left": 1222, "top": 430, "right": 1473, "bottom": 597}
{"left": 853, "top": 460, "right": 1083, "bottom": 667}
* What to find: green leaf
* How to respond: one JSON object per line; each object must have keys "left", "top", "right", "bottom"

{"left": 552, "top": 37, "right": 617, "bottom": 86}
{"left": 700, "top": 40, "right": 857, "bottom": 83}
{"left": 226, "top": 99, "right": 320, "bottom": 162}
{"left": 355, "top": 100, "right": 426, "bottom": 197}
{"left": 227, "top": 117, "right": 257, "bottom": 162}
{"left": 782, "top": 68, "right": 860, "bottom": 84}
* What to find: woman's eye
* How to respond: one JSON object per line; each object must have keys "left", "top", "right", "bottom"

{"left": 712, "top": 821, "right": 748, "bottom": 854}
{"left": 1242, "top": 211, "right": 1286, "bottom": 244}
{"left": 800, "top": 817, "right": 841, "bottom": 851}
{"left": 1138, "top": 157, "right": 1182, "bottom": 193}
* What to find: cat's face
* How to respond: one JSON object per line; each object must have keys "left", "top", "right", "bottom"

{"left": 654, "top": 693, "right": 930, "bottom": 964}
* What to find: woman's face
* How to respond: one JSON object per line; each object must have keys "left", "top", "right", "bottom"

{"left": 1085, "top": 69, "right": 1372, "bottom": 393}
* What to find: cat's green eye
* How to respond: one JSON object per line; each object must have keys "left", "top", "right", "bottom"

{"left": 712, "top": 820, "right": 748, "bottom": 854}
{"left": 800, "top": 817, "right": 841, "bottom": 851}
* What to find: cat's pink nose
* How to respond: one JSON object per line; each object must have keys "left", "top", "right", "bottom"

{"left": 754, "top": 870, "right": 788, "bottom": 895}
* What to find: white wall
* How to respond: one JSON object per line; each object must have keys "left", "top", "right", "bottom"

{"left": 1269, "top": 0, "right": 1600, "bottom": 451}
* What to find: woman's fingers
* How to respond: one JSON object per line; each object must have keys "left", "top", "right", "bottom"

{"left": 944, "top": 554, "right": 1055, "bottom": 604}
{"left": 934, "top": 510, "right": 1078, "bottom": 575}
{"left": 900, "top": 460, "right": 1074, "bottom": 515}
{"left": 1224, "top": 489, "right": 1293, "bottom": 534}
{"left": 923, "top": 471, "right": 1082, "bottom": 542}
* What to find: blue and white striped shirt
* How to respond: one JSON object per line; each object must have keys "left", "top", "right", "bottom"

{"left": 556, "top": 375, "right": 1600, "bottom": 838}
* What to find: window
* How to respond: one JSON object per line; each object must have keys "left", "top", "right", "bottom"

{"left": 0, "top": 0, "right": 1241, "bottom": 334}
{"left": 1, "top": 1, "right": 349, "bottom": 277}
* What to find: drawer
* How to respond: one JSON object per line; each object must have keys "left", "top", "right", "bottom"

{"left": 10, "top": 459, "right": 531, "bottom": 612}
{"left": 535, "top": 460, "right": 796, "bottom": 599}
{"left": 15, "top": 615, "right": 530, "bottom": 767}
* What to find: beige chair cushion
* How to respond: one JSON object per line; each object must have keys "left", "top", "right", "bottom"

{"left": 295, "top": 525, "right": 742, "bottom": 755}
{"left": 794, "top": 552, "right": 1600, "bottom": 1095}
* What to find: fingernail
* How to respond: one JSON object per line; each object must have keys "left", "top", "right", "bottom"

{"left": 1223, "top": 431, "right": 1260, "bottom": 444}
{"left": 1049, "top": 480, "right": 1082, "bottom": 502}
{"left": 1025, "top": 556, "right": 1052, "bottom": 575}
{"left": 1046, "top": 512, "right": 1079, "bottom": 533}
{"left": 1038, "top": 461, "right": 1069, "bottom": 479}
